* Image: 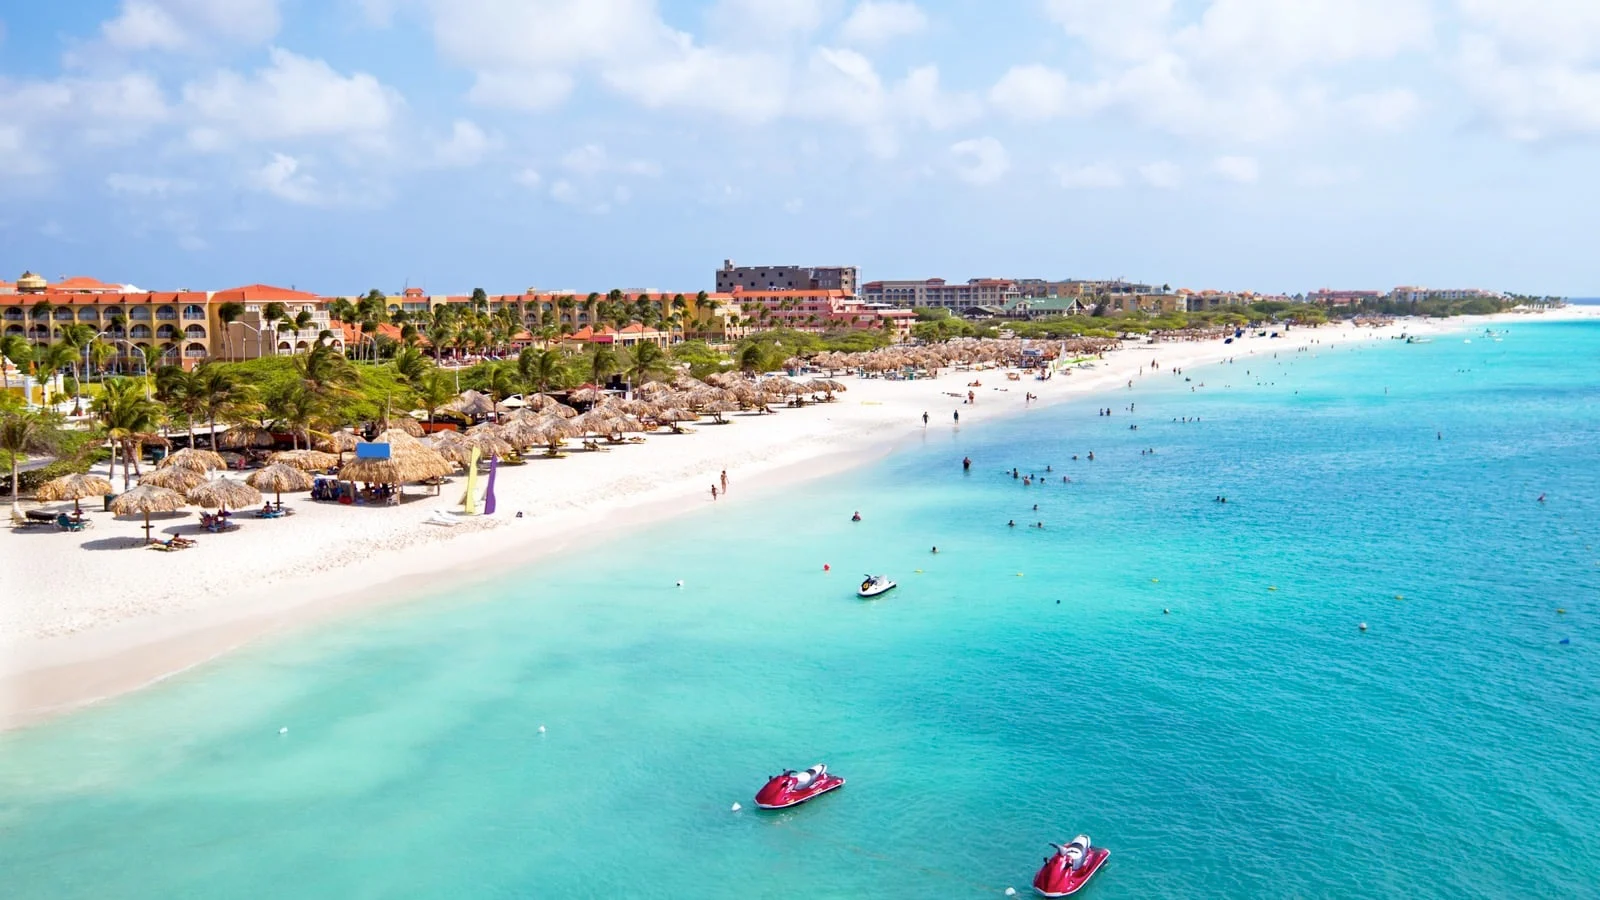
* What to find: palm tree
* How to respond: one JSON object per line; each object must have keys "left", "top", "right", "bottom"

{"left": 59, "top": 323, "right": 97, "bottom": 413}
{"left": 417, "top": 370, "right": 456, "bottom": 427}
{"left": 623, "top": 340, "right": 670, "bottom": 389}
{"left": 483, "top": 362, "right": 519, "bottom": 409}
{"left": 1, "top": 406, "right": 62, "bottom": 516}
{"left": 295, "top": 342, "right": 359, "bottom": 397}
{"left": 156, "top": 367, "right": 205, "bottom": 447}
{"left": 34, "top": 341, "right": 77, "bottom": 407}
{"left": 289, "top": 310, "right": 314, "bottom": 350}
{"left": 193, "top": 363, "right": 248, "bottom": 450}
{"left": 91, "top": 377, "right": 163, "bottom": 486}
{"left": 583, "top": 292, "right": 601, "bottom": 327}
{"left": 393, "top": 345, "right": 429, "bottom": 385}
{"left": 517, "top": 346, "right": 566, "bottom": 395}
{"left": 262, "top": 302, "right": 287, "bottom": 355}
{"left": 1, "top": 333, "right": 30, "bottom": 396}
{"left": 264, "top": 381, "right": 325, "bottom": 450}
{"left": 29, "top": 300, "right": 55, "bottom": 344}
{"left": 587, "top": 344, "right": 617, "bottom": 387}
{"left": 217, "top": 301, "right": 245, "bottom": 360}
{"left": 139, "top": 344, "right": 166, "bottom": 398}
{"left": 88, "top": 339, "right": 117, "bottom": 381}
{"left": 327, "top": 297, "right": 356, "bottom": 326}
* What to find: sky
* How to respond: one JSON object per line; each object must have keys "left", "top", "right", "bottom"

{"left": 0, "top": 0, "right": 1596, "bottom": 296}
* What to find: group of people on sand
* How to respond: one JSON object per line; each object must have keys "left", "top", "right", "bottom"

{"left": 710, "top": 469, "right": 729, "bottom": 500}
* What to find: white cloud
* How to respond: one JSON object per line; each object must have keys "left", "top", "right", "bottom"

{"left": 107, "top": 173, "right": 196, "bottom": 196}
{"left": 1139, "top": 161, "right": 1181, "bottom": 189}
{"left": 1212, "top": 155, "right": 1260, "bottom": 183}
{"left": 839, "top": 1, "right": 928, "bottom": 44}
{"left": 1453, "top": 3, "right": 1600, "bottom": 141}
{"left": 989, "top": 64, "right": 1105, "bottom": 120}
{"left": 560, "top": 144, "right": 663, "bottom": 178}
{"left": 795, "top": 49, "right": 978, "bottom": 144}
{"left": 710, "top": 0, "right": 838, "bottom": 35}
{"left": 182, "top": 48, "right": 403, "bottom": 148}
{"left": 103, "top": 0, "right": 280, "bottom": 50}
{"left": 430, "top": 0, "right": 667, "bottom": 72}
{"left": 1043, "top": 0, "right": 1175, "bottom": 61}
{"left": 249, "top": 153, "right": 322, "bottom": 205}
{"left": 433, "top": 120, "right": 495, "bottom": 167}
{"left": 950, "top": 137, "right": 1009, "bottom": 185}
{"left": 1293, "top": 164, "right": 1361, "bottom": 187}
{"left": 604, "top": 41, "right": 790, "bottom": 121}
{"left": 513, "top": 167, "right": 542, "bottom": 188}
{"left": 1053, "top": 163, "right": 1123, "bottom": 189}
{"left": 1343, "top": 89, "right": 1422, "bottom": 131}
{"left": 549, "top": 179, "right": 579, "bottom": 204}
{"left": 467, "top": 71, "right": 574, "bottom": 111}
{"left": 1176, "top": 0, "right": 1434, "bottom": 73}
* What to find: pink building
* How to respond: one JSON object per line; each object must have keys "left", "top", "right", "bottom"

{"left": 728, "top": 288, "right": 916, "bottom": 341}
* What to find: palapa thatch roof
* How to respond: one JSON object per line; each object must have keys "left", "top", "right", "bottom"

{"left": 446, "top": 390, "right": 500, "bottom": 418}
{"left": 140, "top": 466, "right": 208, "bottom": 492}
{"left": 462, "top": 425, "right": 515, "bottom": 457}
{"left": 218, "top": 426, "right": 276, "bottom": 449}
{"left": 158, "top": 447, "right": 225, "bottom": 472}
{"left": 36, "top": 472, "right": 115, "bottom": 502}
{"left": 567, "top": 386, "right": 606, "bottom": 405}
{"left": 424, "top": 431, "right": 477, "bottom": 465}
{"left": 316, "top": 430, "right": 361, "bottom": 452}
{"left": 268, "top": 449, "right": 339, "bottom": 471}
{"left": 246, "top": 463, "right": 314, "bottom": 495}
{"left": 186, "top": 477, "right": 263, "bottom": 510}
{"left": 110, "top": 484, "right": 188, "bottom": 515}
{"left": 337, "top": 429, "right": 453, "bottom": 484}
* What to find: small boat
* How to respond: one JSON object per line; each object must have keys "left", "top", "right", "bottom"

{"left": 754, "top": 764, "right": 844, "bottom": 809}
{"left": 858, "top": 575, "right": 897, "bottom": 598}
{"left": 1406, "top": 336, "right": 1432, "bottom": 344}
{"left": 1033, "top": 835, "right": 1109, "bottom": 897}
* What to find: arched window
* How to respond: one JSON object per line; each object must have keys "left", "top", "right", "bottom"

{"left": 2, "top": 307, "right": 22, "bottom": 321}
{"left": 277, "top": 341, "right": 292, "bottom": 353}
{"left": 78, "top": 308, "right": 99, "bottom": 321}
{"left": 129, "top": 307, "right": 151, "bottom": 321}
{"left": 156, "top": 305, "right": 178, "bottom": 321}
{"left": 295, "top": 341, "right": 309, "bottom": 352}
{"left": 156, "top": 324, "right": 178, "bottom": 339}
{"left": 54, "top": 308, "right": 73, "bottom": 321}
{"left": 3, "top": 324, "right": 22, "bottom": 336}
{"left": 130, "top": 324, "right": 152, "bottom": 338}
{"left": 184, "top": 324, "right": 207, "bottom": 339}
{"left": 184, "top": 342, "right": 207, "bottom": 359}
{"left": 182, "top": 304, "right": 206, "bottom": 320}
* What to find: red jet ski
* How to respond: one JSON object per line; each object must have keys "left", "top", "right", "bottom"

{"left": 1032, "top": 834, "right": 1108, "bottom": 897}
{"left": 754, "top": 764, "right": 844, "bottom": 809}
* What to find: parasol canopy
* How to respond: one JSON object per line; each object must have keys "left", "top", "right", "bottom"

{"left": 338, "top": 430, "right": 454, "bottom": 485}
{"left": 158, "top": 447, "right": 225, "bottom": 472}
{"left": 140, "top": 466, "right": 208, "bottom": 492}
{"left": 36, "top": 473, "right": 115, "bottom": 514}
{"left": 246, "top": 463, "right": 313, "bottom": 504}
{"left": 186, "top": 477, "right": 263, "bottom": 512}
{"left": 269, "top": 449, "right": 339, "bottom": 471}
{"left": 109, "top": 484, "right": 188, "bottom": 543}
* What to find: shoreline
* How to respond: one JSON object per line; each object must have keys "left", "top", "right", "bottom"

{"left": 3, "top": 308, "right": 1591, "bottom": 731}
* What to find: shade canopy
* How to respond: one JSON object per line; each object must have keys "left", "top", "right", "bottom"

{"left": 140, "top": 466, "right": 208, "bottom": 492}
{"left": 110, "top": 484, "right": 187, "bottom": 515}
{"left": 337, "top": 430, "right": 454, "bottom": 484}
{"left": 269, "top": 449, "right": 339, "bottom": 471}
{"left": 158, "top": 447, "right": 225, "bottom": 473}
{"left": 246, "top": 463, "right": 314, "bottom": 494}
{"left": 186, "top": 478, "right": 263, "bottom": 510}
{"left": 36, "top": 473, "right": 115, "bottom": 503}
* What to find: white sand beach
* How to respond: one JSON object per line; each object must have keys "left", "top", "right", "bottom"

{"left": 2, "top": 309, "right": 1588, "bottom": 729}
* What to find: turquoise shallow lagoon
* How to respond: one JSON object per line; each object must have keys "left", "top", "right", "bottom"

{"left": 2, "top": 322, "right": 1598, "bottom": 898}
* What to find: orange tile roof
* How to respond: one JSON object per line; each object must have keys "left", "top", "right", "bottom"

{"left": 52, "top": 276, "right": 127, "bottom": 292}
{"left": 213, "top": 284, "right": 319, "bottom": 302}
{"left": 17, "top": 290, "right": 209, "bottom": 306}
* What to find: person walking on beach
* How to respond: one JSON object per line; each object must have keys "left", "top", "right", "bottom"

{"left": 720, "top": 470, "right": 728, "bottom": 493}
{"left": 923, "top": 411, "right": 929, "bottom": 426}
{"left": 711, "top": 485, "right": 718, "bottom": 501}
{"left": 953, "top": 410, "right": 960, "bottom": 424}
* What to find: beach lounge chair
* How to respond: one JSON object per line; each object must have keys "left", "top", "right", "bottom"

{"left": 148, "top": 537, "right": 196, "bottom": 551}
{"left": 56, "top": 513, "right": 89, "bottom": 532}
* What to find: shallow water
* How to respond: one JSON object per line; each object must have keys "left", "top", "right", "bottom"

{"left": 2, "top": 322, "right": 1598, "bottom": 898}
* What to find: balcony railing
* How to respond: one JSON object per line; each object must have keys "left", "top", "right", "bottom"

{"left": 183, "top": 349, "right": 208, "bottom": 358}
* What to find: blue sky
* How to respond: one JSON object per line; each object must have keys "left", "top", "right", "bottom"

{"left": 1, "top": 0, "right": 1596, "bottom": 296}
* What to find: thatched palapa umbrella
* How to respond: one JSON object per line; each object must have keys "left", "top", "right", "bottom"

{"left": 338, "top": 429, "right": 453, "bottom": 492}
{"left": 36, "top": 472, "right": 115, "bottom": 515}
{"left": 425, "top": 431, "right": 477, "bottom": 466}
{"left": 269, "top": 449, "right": 339, "bottom": 471}
{"left": 567, "top": 386, "right": 606, "bottom": 405}
{"left": 246, "top": 463, "right": 314, "bottom": 506}
{"left": 187, "top": 477, "right": 263, "bottom": 515}
{"left": 218, "top": 426, "right": 275, "bottom": 450}
{"left": 110, "top": 484, "right": 188, "bottom": 543}
{"left": 159, "top": 447, "right": 225, "bottom": 473}
{"left": 446, "top": 390, "right": 500, "bottom": 419}
{"left": 140, "top": 466, "right": 208, "bottom": 492}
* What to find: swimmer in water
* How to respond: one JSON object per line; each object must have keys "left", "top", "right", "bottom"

{"left": 851, "top": 511, "right": 861, "bottom": 522}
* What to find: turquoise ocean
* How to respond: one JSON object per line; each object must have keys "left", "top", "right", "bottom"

{"left": 2, "top": 321, "right": 1598, "bottom": 898}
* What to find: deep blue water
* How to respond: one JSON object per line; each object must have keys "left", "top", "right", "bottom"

{"left": 1, "top": 322, "right": 1597, "bottom": 898}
